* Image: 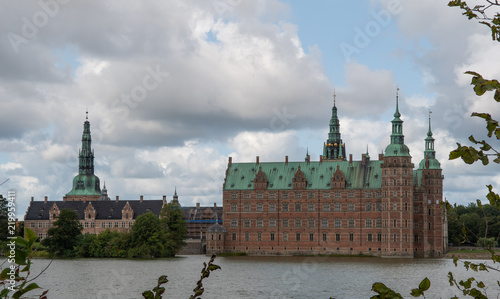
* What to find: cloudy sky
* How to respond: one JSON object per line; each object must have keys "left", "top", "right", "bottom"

{"left": 1, "top": 0, "right": 499, "bottom": 218}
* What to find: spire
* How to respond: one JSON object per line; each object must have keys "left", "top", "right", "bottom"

{"left": 424, "top": 110, "right": 435, "bottom": 159}
{"left": 173, "top": 187, "right": 179, "bottom": 203}
{"left": 384, "top": 87, "right": 410, "bottom": 157}
{"left": 366, "top": 145, "right": 370, "bottom": 159}
{"left": 394, "top": 87, "right": 401, "bottom": 119}
{"left": 79, "top": 111, "right": 94, "bottom": 175}
{"left": 323, "top": 92, "right": 346, "bottom": 160}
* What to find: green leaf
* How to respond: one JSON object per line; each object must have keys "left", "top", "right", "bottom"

{"left": 410, "top": 288, "right": 422, "bottom": 297}
{"left": 142, "top": 290, "right": 154, "bottom": 299}
{"left": 158, "top": 275, "right": 168, "bottom": 285}
{"left": 419, "top": 277, "right": 430, "bottom": 292}
{"left": 24, "top": 228, "right": 37, "bottom": 243}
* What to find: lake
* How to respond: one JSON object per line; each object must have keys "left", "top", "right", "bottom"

{"left": 19, "top": 255, "right": 498, "bottom": 298}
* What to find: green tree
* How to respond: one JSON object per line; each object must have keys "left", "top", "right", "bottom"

{"left": 129, "top": 212, "right": 168, "bottom": 258}
{"left": 41, "top": 208, "right": 82, "bottom": 257}
{"left": 160, "top": 201, "right": 188, "bottom": 255}
{"left": 0, "top": 194, "right": 8, "bottom": 241}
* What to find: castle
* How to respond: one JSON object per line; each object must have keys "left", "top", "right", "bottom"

{"left": 211, "top": 93, "right": 447, "bottom": 257}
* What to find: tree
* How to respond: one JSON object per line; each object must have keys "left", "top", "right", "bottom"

{"left": 160, "top": 201, "right": 188, "bottom": 255}
{"left": 41, "top": 208, "right": 82, "bottom": 257}
{"left": 129, "top": 212, "right": 168, "bottom": 258}
{"left": 0, "top": 194, "right": 8, "bottom": 241}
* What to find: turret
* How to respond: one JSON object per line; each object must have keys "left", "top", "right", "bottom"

{"left": 323, "top": 91, "right": 346, "bottom": 160}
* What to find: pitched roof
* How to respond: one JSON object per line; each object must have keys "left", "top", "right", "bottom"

{"left": 25, "top": 200, "right": 165, "bottom": 220}
{"left": 224, "top": 160, "right": 382, "bottom": 191}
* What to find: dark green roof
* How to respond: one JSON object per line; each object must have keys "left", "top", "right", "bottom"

{"left": 384, "top": 143, "right": 411, "bottom": 157}
{"left": 224, "top": 160, "right": 382, "bottom": 190}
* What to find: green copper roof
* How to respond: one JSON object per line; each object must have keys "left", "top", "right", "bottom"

{"left": 323, "top": 98, "right": 346, "bottom": 160}
{"left": 224, "top": 160, "right": 382, "bottom": 190}
{"left": 384, "top": 143, "right": 411, "bottom": 157}
{"left": 385, "top": 90, "right": 411, "bottom": 157}
{"left": 66, "top": 112, "right": 101, "bottom": 196}
{"left": 418, "top": 112, "right": 440, "bottom": 170}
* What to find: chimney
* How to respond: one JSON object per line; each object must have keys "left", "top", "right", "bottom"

{"left": 319, "top": 155, "right": 323, "bottom": 163}
{"left": 83, "top": 197, "right": 86, "bottom": 203}
{"left": 31, "top": 197, "right": 34, "bottom": 202}
{"left": 362, "top": 153, "right": 366, "bottom": 165}
{"left": 116, "top": 195, "right": 119, "bottom": 201}
{"left": 228, "top": 157, "right": 232, "bottom": 166}
{"left": 379, "top": 153, "right": 384, "bottom": 160}
{"left": 44, "top": 196, "right": 48, "bottom": 203}
{"left": 307, "top": 155, "right": 310, "bottom": 164}
{"left": 140, "top": 195, "right": 143, "bottom": 202}
{"left": 256, "top": 156, "right": 259, "bottom": 164}
{"left": 163, "top": 195, "right": 166, "bottom": 204}
{"left": 196, "top": 202, "right": 200, "bottom": 209}
{"left": 349, "top": 154, "right": 352, "bottom": 164}
{"left": 214, "top": 203, "right": 217, "bottom": 208}
{"left": 285, "top": 156, "right": 288, "bottom": 164}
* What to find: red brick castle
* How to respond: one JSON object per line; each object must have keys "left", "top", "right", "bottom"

{"left": 210, "top": 93, "right": 447, "bottom": 257}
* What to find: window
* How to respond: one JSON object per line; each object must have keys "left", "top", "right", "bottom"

{"left": 90, "top": 222, "right": 95, "bottom": 228}
{"left": 129, "top": 222, "right": 133, "bottom": 227}
{"left": 295, "top": 192, "right": 302, "bottom": 199}
{"left": 244, "top": 219, "right": 250, "bottom": 227}
{"left": 257, "top": 219, "right": 263, "bottom": 227}
{"left": 393, "top": 234, "right": 397, "bottom": 242}
{"left": 309, "top": 233, "right": 314, "bottom": 242}
{"left": 308, "top": 192, "right": 315, "bottom": 199}
{"left": 348, "top": 191, "right": 355, "bottom": 198}
{"left": 323, "top": 233, "right": 328, "bottom": 242}
{"left": 335, "top": 202, "right": 341, "bottom": 211}
{"left": 348, "top": 202, "right": 355, "bottom": 211}
{"left": 414, "top": 221, "right": 419, "bottom": 229}
{"left": 428, "top": 222, "right": 431, "bottom": 230}
{"left": 321, "top": 218, "right": 328, "bottom": 228}
{"left": 269, "top": 218, "right": 276, "bottom": 227}
{"left": 45, "top": 222, "right": 50, "bottom": 228}
{"left": 428, "top": 208, "right": 431, "bottom": 216}
{"left": 257, "top": 232, "right": 262, "bottom": 241}
{"left": 405, "top": 219, "right": 408, "bottom": 228}
{"left": 283, "top": 218, "right": 289, "bottom": 228}
{"left": 368, "top": 233, "right": 373, "bottom": 242}
{"left": 232, "top": 233, "right": 236, "bottom": 241}
{"left": 377, "top": 233, "right": 382, "bottom": 242}
{"left": 366, "top": 219, "right": 372, "bottom": 228}
{"left": 405, "top": 202, "right": 408, "bottom": 211}
{"left": 335, "top": 218, "right": 342, "bottom": 228}
{"left": 323, "top": 203, "right": 330, "bottom": 212}
{"left": 256, "top": 203, "right": 263, "bottom": 212}
{"left": 244, "top": 203, "right": 250, "bottom": 212}
{"left": 283, "top": 232, "right": 288, "bottom": 241}
{"left": 414, "top": 234, "right": 419, "bottom": 243}
{"left": 376, "top": 191, "right": 382, "bottom": 198}
{"left": 256, "top": 192, "right": 263, "bottom": 199}
{"left": 282, "top": 192, "right": 289, "bottom": 199}
{"left": 308, "top": 218, "right": 315, "bottom": 228}
{"left": 244, "top": 192, "right": 250, "bottom": 199}
{"left": 122, "top": 222, "right": 126, "bottom": 228}
{"left": 376, "top": 202, "right": 382, "bottom": 211}
{"left": 295, "top": 218, "right": 302, "bottom": 227}
{"left": 393, "top": 219, "right": 397, "bottom": 227}
{"left": 365, "top": 202, "right": 372, "bottom": 211}
{"left": 231, "top": 203, "right": 237, "bottom": 212}
{"left": 376, "top": 219, "right": 382, "bottom": 228}
{"left": 348, "top": 218, "right": 355, "bottom": 227}
{"left": 349, "top": 233, "right": 354, "bottom": 242}
{"left": 414, "top": 205, "right": 419, "bottom": 213}
{"left": 405, "top": 234, "right": 408, "bottom": 242}
{"left": 270, "top": 232, "right": 275, "bottom": 241}
{"left": 84, "top": 222, "right": 89, "bottom": 228}
{"left": 393, "top": 202, "right": 397, "bottom": 210}
{"left": 269, "top": 203, "right": 276, "bottom": 212}
{"left": 393, "top": 191, "right": 397, "bottom": 198}
{"left": 335, "top": 191, "right": 341, "bottom": 198}
{"left": 245, "top": 232, "right": 250, "bottom": 241}
{"left": 38, "top": 222, "right": 42, "bottom": 228}
{"left": 282, "top": 202, "right": 289, "bottom": 212}
{"left": 308, "top": 203, "right": 314, "bottom": 211}
{"left": 323, "top": 192, "right": 330, "bottom": 198}
{"left": 296, "top": 233, "right": 301, "bottom": 241}
{"left": 336, "top": 233, "right": 341, "bottom": 241}
{"left": 393, "top": 179, "right": 397, "bottom": 185}
{"left": 365, "top": 192, "right": 372, "bottom": 198}
{"left": 269, "top": 192, "right": 276, "bottom": 199}
{"left": 114, "top": 222, "right": 119, "bottom": 228}
{"left": 108, "top": 222, "right": 113, "bottom": 228}
{"left": 295, "top": 203, "right": 302, "bottom": 212}
{"left": 231, "top": 192, "right": 237, "bottom": 199}
{"left": 231, "top": 220, "right": 237, "bottom": 227}
{"left": 101, "top": 222, "right": 106, "bottom": 228}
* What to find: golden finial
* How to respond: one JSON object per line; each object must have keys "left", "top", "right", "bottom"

{"left": 333, "top": 89, "right": 336, "bottom": 106}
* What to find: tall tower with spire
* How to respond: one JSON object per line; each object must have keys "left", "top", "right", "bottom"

{"left": 323, "top": 91, "right": 346, "bottom": 160}
{"left": 65, "top": 112, "right": 102, "bottom": 201}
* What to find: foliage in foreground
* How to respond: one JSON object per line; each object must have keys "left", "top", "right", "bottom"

{"left": 142, "top": 255, "right": 221, "bottom": 299}
{"left": 0, "top": 228, "right": 49, "bottom": 299}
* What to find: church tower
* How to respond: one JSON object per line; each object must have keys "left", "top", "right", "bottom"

{"left": 64, "top": 112, "right": 102, "bottom": 201}
{"left": 381, "top": 89, "right": 414, "bottom": 256}
{"left": 323, "top": 92, "right": 346, "bottom": 160}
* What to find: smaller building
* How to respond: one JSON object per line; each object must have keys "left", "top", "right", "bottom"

{"left": 206, "top": 223, "right": 227, "bottom": 255}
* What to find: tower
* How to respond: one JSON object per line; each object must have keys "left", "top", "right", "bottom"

{"left": 381, "top": 89, "right": 414, "bottom": 256}
{"left": 323, "top": 92, "right": 346, "bottom": 160}
{"left": 414, "top": 111, "right": 445, "bottom": 257}
{"left": 65, "top": 112, "right": 102, "bottom": 201}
